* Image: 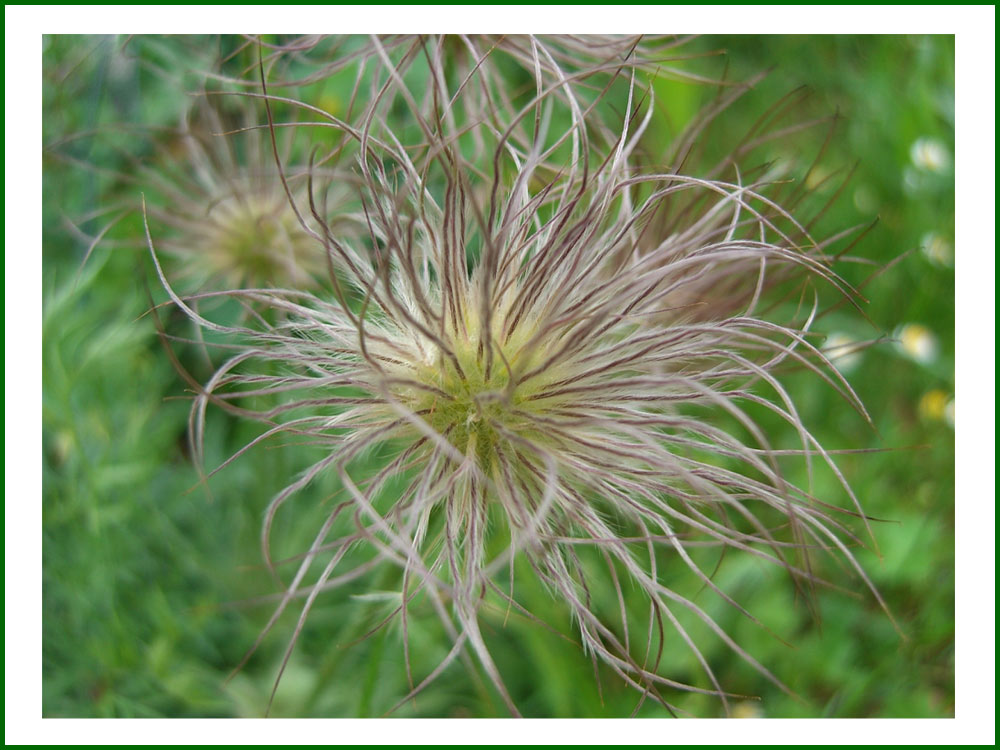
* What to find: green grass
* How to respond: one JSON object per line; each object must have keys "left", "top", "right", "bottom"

{"left": 40, "top": 34, "right": 955, "bottom": 719}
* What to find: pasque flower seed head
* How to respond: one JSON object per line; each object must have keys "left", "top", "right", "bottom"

{"left": 146, "top": 35, "right": 894, "bottom": 717}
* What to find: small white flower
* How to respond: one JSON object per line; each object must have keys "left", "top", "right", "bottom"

{"left": 895, "top": 323, "right": 939, "bottom": 365}
{"left": 920, "top": 232, "right": 954, "bottom": 268}
{"left": 824, "top": 332, "right": 864, "bottom": 374}
{"left": 909, "top": 137, "right": 950, "bottom": 173}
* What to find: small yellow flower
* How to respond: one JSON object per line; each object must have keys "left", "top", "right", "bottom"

{"left": 731, "top": 700, "right": 764, "bottom": 718}
{"left": 918, "top": 389, "right": 950, "bottom": 421}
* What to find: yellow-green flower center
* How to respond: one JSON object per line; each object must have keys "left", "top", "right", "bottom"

{"left": 394, "top": 303, "right": 565, "bottom": 473}
{"left": 203, "top": 194, "right": 318, "bottom": 286}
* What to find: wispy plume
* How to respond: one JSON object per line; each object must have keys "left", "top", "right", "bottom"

{"left": 145, "top": 35, "right": 892, "bottom": 717}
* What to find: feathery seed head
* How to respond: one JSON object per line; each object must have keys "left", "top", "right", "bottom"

{"left": 143, "top": 34, "right": 894, "bottom": 717}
